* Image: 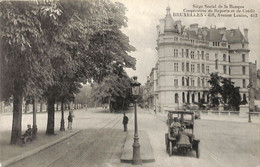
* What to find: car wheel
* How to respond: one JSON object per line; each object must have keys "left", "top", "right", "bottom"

{"left": 196, "top": 145, "right": 200, "bottom": 158}
{"left": 169, "top": 141, "right": 172, "bottom": 156}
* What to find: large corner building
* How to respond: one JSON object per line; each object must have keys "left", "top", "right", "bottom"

{"left": 146, "top": 6, "right": 250, "bottom": 112}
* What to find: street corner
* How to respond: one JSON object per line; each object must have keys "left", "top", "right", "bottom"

{"left": 120, "top": 130, "right": 155, "bottom": 164}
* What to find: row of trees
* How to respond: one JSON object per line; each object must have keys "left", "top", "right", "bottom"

{"left": 0, "top": 0, "right": 135, "bottom": 144}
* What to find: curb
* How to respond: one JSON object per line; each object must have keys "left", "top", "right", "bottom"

{"left": 1, "top": 130, "right": 82, "bottom": 167}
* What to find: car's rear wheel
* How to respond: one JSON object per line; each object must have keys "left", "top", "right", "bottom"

{"left": 169, "top": 141, "right": 172, "bottom": 156}
{"left": 196, "top": 144, "right": 200, "bottom": 158}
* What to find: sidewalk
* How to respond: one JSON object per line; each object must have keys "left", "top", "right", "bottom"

{"left": 0, "top": 130, "right": 81, "bottom": 167}
{"left": 147, "top": 109, "right": 260, "bottom": 124}
{"left": 120, "top": 130, "right": 155, "bottom": 164}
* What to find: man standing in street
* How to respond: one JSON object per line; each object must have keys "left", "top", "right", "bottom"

{"left": 68, "top": 110, "right": 74, "bottom": 130}
{"left": 123, "top": 113, "right": 129, "bottom": 132}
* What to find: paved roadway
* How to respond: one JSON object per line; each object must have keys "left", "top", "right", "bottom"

{"left": 8, "top": 108, "right": 260, "bottom": 167}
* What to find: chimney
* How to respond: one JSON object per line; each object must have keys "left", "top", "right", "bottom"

{"left": 218, "top": 27, "right": 227, "bottom": 41}
{"left": 202, "top": 27, "right": 208, "bottom": 39}
{"left": 190, "top": 23, "right": 199, "bottom": 34}
{"left": 244, "top": 28, "right": 248, "bottom": 41}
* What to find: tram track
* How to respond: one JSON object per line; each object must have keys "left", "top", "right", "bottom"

{"left": 45, "top": 114, "right": 123, "bottom": 167}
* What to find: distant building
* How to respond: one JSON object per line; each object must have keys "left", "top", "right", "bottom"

{"left": 146, "top": 6, "right": 250, "bottom": 112}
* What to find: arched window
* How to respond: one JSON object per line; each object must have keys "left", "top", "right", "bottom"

{"left": 187, "top": 92, "right": 190, "bottom": 104}
{"left": 223, "top": 54, "right": 226, "bottom": 61}
{"left": 175, "top": 93, "right": 179, "bottom": 103}
{"left": 243, "top": 93, "right": 247, "bottom": 104}
{"left": 192, "top": 93, "right": 195, "bottom": 103}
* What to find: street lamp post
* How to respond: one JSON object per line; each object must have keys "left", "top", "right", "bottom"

{"left": 247, "top": 84, "right": 252, "bottom": 123}
{"left": 130, "top": 76, "right": 142, "bottom": 165}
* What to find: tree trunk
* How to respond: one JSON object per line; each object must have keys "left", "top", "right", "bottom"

{"left": 24, "top": 103, "right": 28, "bottom": 114}
{"left": 109, "top": 98, "right": 112, "bottom": 113}
{"left": 46, "top": 96, "right": 55, "bottom": 135}
{"left": 40, "top": 102, "right": 43, "bottom": 112}
{"left": 60, "top": 99, "right": 65, "bottom": 131}
{"left": 56, "top": 103, "right": 59, "bottom": 111}
{"left": 10, "top": 84, "right": 23, "bottom": 145}
{"left": 32, "top": 99, "right": 37, "bottom": 138}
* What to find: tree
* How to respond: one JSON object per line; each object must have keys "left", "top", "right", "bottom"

{"left": 44, "top": 0, "right": 135, "bottom": 133}
{"left": 208, "top": 73, "right": 241, "bottom": 110}
{"left": 91, "top": 72, "right": 132, "bottom": 112}
{"left": 0, "top": 1, "right": 59, "bottom": 144}
{"left": 208, "top": 73, "right": 222, "bottom": 108}
{"left": 221, "top": 78, "right": 241, "bottom": 111}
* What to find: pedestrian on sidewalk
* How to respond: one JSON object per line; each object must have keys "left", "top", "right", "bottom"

{"left": 68, "top": 110, "right": 74, "bottom": 130}
{"left": 122, "top": 113, "right": 129, "bottom": 132}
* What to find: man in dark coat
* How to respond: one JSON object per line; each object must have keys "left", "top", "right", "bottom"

{"left": 123, "top": 113, "right": 129, "bottom": 132}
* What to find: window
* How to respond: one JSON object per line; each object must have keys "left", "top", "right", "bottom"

{"left": 174, "top": 63, "right": 178, "bottom": 72}
{"left": 243, "top": 93, "right": 247, "bottom": 103}
{"left": 182, "top": 49, "right": 184, "bottom": 57}
{"left": 191, "top": 64, "right": 195, "bottom": 72}
{"left": 202, "top": 64, "right": 205, "bottom": 73}
{"left": 223, "top": 65, "right": 227, "bottom": 74}
{"left": 223, "top": 54, "right": 226, "bottom": 61}
{"left": 242, "top": 66, "right": 246, "bottom": 75}
{"left": 186, "top": 49, "right": 189, "bottom": 58}
{"left": 175, "top": 93, "right": 179, "bottom": 103}
{"left": 186, "top": 77, "right": 189, "bottom": 86}
{"left": 229, "top": 67, "right": 231, "bottom": 75}
{"left": 215, "top": 59, "right": 218, "bottom": 70}
{"left": 206, "top": 66, "right": 209, "bottom": 73}
{"left": 192, "top": 94, "right": 195, "bottom": 103}
{"left": 206, "top": 55, "right": 209, "bottom": 60}
{"left": 202, "top": 78, "right": 205, "bottom": 87}
{"left": 215, "top": 53, "right": 218, "bottom": 59}
{"left": 197, "top": 64, "right": 200, "bottom": 73}
{"left": 182, "top": 77, "right": 185, "bottom": 86}
{"left": 182, "top": 62, "right": 184, "bottom": 71}
{"left": 243, "top": 79, "right": 246, "bottom": 88}
{"left": 197, "top": 77, "right": 200, "bottom": 87}
{"left": 191, "top": 79, "right": 195, "bottom": 86}
{"left": 174, "top": 79, "right": 178, "bottom": 87}
{"left": 191, "top": 51, "right": 195, "bottom": 59}
{"left": 174, "top": 37, "right": 178, "bottom": 41}
{"left": 186, "top": 63, "right": 189, "bottom": 72}
{"left": 197, "top": 51, "right": 200, "bottom": 59}
{"left": 242, "top": 54, "right": 245, "bottom": 62}
{"left": 182, "top": 92, "right": 185, "bottom": 103}
{"left": 201, "top": 51, "right": 204, "bottom": 59}
{"left": 228, "top": 55, "right": 230, "bottom": 62}
{"left": 174, "top": 49, "right": 178, "bottom": 57}
{"left": 242, "top": 43, "right": 244, "bottom": 48}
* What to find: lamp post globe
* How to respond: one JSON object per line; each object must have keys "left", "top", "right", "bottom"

{"left": 130, "top": 76, "right": 142, "bottom": 165}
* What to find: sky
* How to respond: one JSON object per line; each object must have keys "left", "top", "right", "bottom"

{"left": 113, "top": 0, "right": 260, "bottom": 84}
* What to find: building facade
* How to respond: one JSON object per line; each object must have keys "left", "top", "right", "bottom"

{"left": 147, "top": 6, "right": 250, "bottom": 112}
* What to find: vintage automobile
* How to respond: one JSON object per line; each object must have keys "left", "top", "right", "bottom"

{"left": 165, "top": 110, "right": 200, "bottom": 158}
